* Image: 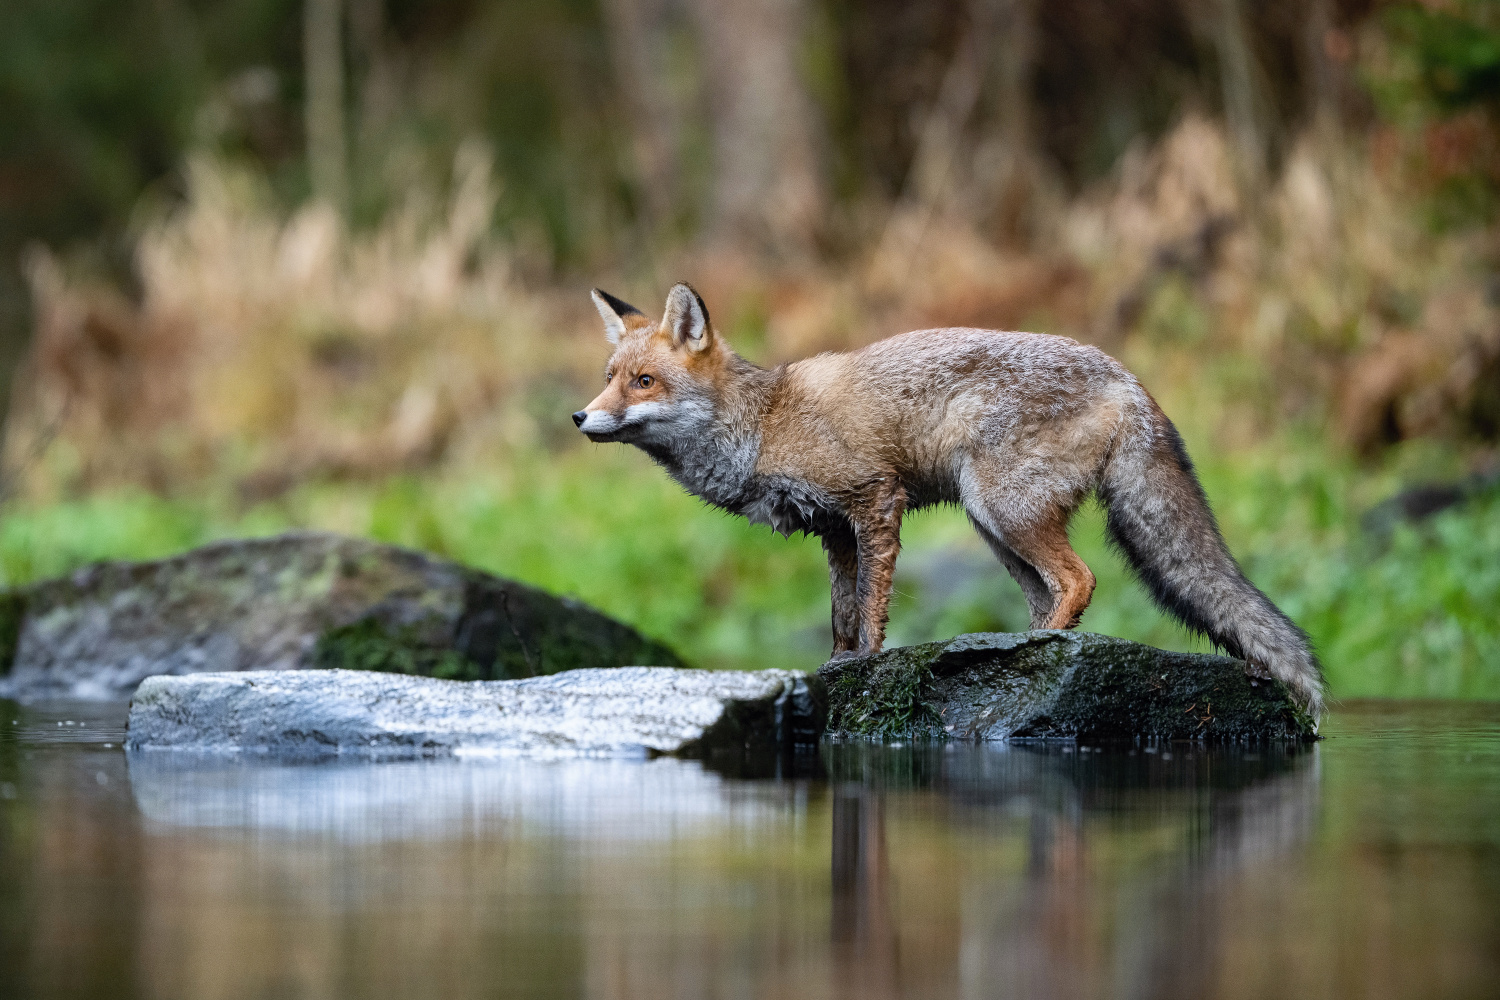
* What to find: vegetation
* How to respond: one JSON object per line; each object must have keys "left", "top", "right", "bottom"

{"left": 1, "top": 1, "right": 1497, "bottom": 700}
{"left": 0, "top": 429, "right": 1493, "bottom": 698}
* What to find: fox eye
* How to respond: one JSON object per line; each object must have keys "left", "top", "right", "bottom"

{"left": 638, "top": 374, "right": 655, "bottom": 388}
{"left": 605, "top": 372, "right": 613, "bottom": 383}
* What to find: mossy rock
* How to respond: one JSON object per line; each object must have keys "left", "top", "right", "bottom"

{"left": 818, "top": 631, "right": 1316, "bottom": 743}
{"left": 312, "top": 618, "right": 486, "bottom": 680}
{"left": 0, "top": 589, "right": 27, "bottom": 676}
{"left": 0, "top": 532, "right": 682, "bottom": 700}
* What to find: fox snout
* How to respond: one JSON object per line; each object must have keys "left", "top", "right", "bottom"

{"left": 574, "top": 408, "right": 611, "bottom": 438}
{"left": 574, "top": 403, "right": 629, "bottom": 441}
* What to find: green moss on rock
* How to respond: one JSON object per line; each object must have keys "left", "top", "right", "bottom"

{"left": 819, "top": 631, "right": 1317, "bottom": 743}
{"left": 313, "top": 618, "right": 484, "bottom": 680}
{"left": 826, "top": 653, "right": 942, "bottom": 739}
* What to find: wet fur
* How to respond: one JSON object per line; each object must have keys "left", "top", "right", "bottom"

{"left": 578, "top": 284, "right": 1326, "bottom": 716}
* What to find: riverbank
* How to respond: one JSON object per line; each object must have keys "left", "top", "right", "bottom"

{"left": 0, "top": 431, "right": 1494, "bottom": 699}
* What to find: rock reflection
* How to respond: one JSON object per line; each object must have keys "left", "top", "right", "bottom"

{"left": 824, "top": 741, "right": 1319, "bottom": 999}
{"left": 10, "top": 704, "right": 1499, "bottom": 1000}
{"left": 118, "top": 749, "right": 826, "bottom": 1000}
{"left": 120, "top": 741, "right": 1321, "bottom": 1000}
{"left": 126, "top": 752, "right": 800, "bottom": 841}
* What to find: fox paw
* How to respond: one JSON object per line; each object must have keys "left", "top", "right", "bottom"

{"left": 827, "top": 649, "right": 863, "bottom": 664}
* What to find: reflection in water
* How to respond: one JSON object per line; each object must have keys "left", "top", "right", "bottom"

{"left": 127, "top": 753, "right": 800, "bottom": 841}
{"left": 831, "top": 787, "right": 897, "bottom": 998}
{"left": 825, "top": 743, "right": 1321, "bottom": 999}
{"left": 2, "top": 701, "right": 1498, "bottom": 999}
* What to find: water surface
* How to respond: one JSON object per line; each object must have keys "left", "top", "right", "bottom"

{"left": 2, "top": 699, "right": 1497, "bottom": 999}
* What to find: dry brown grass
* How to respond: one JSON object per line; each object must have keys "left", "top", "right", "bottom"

{"left": 8, "top": 117, "right": 1497, "bottom": 502}
{"left": 9, "top": 145, "right": 605, "bottom": 500}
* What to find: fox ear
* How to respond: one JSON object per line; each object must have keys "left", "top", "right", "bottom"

{"left": 664, "top": 282, "right": 711, "bottom": 353}
{"left": 591, "top": 288, "right": 643, "bottom": 345}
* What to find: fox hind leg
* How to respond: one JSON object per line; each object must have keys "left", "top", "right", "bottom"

{"left": 973, "top": 508, "right": 1095, "bottom": 630}
{"left": 1011, "top": 515, "right": 1096, "bottom": 629}
{"left": 962, "top": 464, "right": 1096, "bottom": 631}
{"left": 968, "top": 517, "right": 1055, "bottom": 628}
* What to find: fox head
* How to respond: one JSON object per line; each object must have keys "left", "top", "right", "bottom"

{"left": 573, "top": 282, "right": 727, "bottom": 445}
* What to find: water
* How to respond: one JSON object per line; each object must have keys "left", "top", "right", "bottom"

{"left": 2, "top": 699, "right": 1497, "bottom": 1000}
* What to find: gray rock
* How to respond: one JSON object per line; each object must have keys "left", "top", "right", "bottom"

{"left": 125, "top": 667, "right": 825, "bottom": 759}
{"left": 0, "top": 532, "right": 681, "bottom": 701}
{"left": 819, "top": 631, "right": 1317, "bottom": 742}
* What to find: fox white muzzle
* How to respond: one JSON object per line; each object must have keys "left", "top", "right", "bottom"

{"left": 573, "top": 402, "right": 667, "bottom": 441}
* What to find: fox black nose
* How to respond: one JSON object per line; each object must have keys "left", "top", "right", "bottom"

{"left": 572, "top": 411, "right": 587, "bottom": 428}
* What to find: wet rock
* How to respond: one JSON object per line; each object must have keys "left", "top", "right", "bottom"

{"left": 125, "top": 667, "right": 825, "bottom": 759}
{"left": 819, "top": 631, "right": 1316, "bottom": 742}
{"left": 0, "top": 532, "right": 681, "bottom": 701}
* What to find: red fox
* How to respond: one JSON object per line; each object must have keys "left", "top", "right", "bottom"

{"left": 573, "top": 283, "right": 1325, "bottom": 716}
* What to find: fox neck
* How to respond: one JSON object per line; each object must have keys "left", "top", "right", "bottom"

{"left": 636, "top": 352, "right": 778, "bottom": 511}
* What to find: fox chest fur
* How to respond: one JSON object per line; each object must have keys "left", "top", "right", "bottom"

{"left": 637, "top": 427, "right": 847, "bottom": 537}
{"left": 736, "top": 476, "right": 845, "bottom": 536}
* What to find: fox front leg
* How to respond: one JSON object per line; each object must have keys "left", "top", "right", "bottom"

{"left": 851, "top": 482, "right": 906, "bottom": 656}
{"left": 822, "top": 525, "right": 861, "bottom": 656}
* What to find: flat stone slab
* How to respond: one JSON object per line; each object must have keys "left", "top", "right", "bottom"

{"left": 125, "top": 667, "right": 825, "bottom": 759}
{"left": 819, "top": 631, "right": 1316, "bottom": 742}
{"left": 0, "top": 532, "right": 681, "bottom": 701}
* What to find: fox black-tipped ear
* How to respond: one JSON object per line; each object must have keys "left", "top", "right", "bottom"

{"left": 591, "top": 288, "right": 643, "bottom": 344}
{"left": 664, "top": 282, "right": 711, "bottom": 353}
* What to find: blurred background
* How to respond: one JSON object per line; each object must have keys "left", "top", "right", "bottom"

{"left": 0, "top": 0, "right": 1495, "bottom": 695}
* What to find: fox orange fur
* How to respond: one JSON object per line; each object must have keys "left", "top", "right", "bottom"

{"left": 574, "top": 283, "right": 1325, "bottom": 716}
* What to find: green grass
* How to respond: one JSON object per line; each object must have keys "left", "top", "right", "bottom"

{"left": 0, "top": 437, "right": 1496, "bottom": 698}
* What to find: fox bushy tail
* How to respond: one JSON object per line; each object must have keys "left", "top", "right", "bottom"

{"left": 1099, "top": 404, "right": 1325, "bottom": 718}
